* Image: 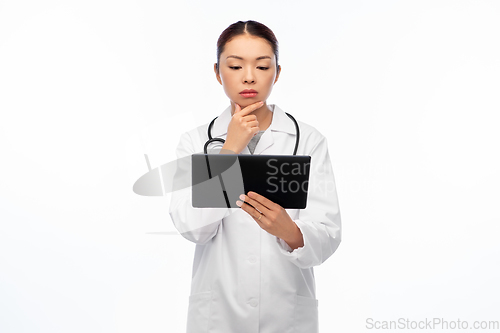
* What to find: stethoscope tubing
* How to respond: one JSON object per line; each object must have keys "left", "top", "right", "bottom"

{"left": 204, "top": 112, "right": 300, "bottom": 155}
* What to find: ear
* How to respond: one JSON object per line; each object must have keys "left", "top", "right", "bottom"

{"left": 274, "top": 65, "right": 281, "bottom": 84}
{"left": 214, "top": 63, "right": 222, "bottom": 85}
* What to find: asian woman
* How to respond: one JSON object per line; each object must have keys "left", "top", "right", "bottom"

{"left": 169, "top": 20, "right": 341, "bottom": 333}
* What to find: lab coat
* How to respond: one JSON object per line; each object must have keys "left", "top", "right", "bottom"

{"left": 169, "top": 104, "right": 341, "bottom": 333}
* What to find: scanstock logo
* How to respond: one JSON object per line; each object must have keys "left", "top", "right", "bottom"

{"left": 133, "top": 152, "right": 311, "bottom": 235}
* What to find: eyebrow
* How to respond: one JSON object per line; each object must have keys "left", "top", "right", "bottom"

{"left": 226, "top": 55, "right": 272, "bottom": 60}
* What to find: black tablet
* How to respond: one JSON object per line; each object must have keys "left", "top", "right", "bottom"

{"left": 191, "top": 154, "right": 311, "bottom": 209}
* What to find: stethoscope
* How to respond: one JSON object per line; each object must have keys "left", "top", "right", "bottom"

{"left": 204, "top": 112, "right": 300, "bottom": 155}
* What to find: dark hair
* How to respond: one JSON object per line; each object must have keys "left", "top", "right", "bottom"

{"left": 216, "top": 20, "right": 279, "bottom": 73}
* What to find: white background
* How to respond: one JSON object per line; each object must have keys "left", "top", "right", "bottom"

{"left": 1, "top": 0, "right": 499, "bottom": 332}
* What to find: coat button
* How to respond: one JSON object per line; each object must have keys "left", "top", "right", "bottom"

{"left": 248, "top": 298, "right": 258, "bottom": 307}
{"left": 248, "top": 255, "right": 257, "bottom": 263}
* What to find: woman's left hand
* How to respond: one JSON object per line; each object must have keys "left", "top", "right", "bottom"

{"left": 236, "top": 191, "right": 304, "bottom": 250}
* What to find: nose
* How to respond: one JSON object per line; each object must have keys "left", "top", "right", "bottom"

{"left": 243, "top": 67, "right": 255, "bottom": 84}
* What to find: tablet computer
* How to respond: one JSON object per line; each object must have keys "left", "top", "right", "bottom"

{"left": 191, "top": 154, "right": 311, "bottom": 209}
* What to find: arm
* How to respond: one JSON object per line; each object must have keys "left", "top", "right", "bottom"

{"left": 168, "top": 132, "right": 230, "bottom": 244}
{"left": 276, "top": 136, "right": 342, "bottom": 268}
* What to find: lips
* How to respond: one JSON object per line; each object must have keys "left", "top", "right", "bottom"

{"left": 240, "top": 89, "right": 258, "bottom": 98}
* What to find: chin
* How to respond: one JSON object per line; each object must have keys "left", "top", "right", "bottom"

{"left": 232, "top": 99, "right": 249, "bottom": 107}
{"left": 238, "top": 97, "right": 258, "bottom": 104}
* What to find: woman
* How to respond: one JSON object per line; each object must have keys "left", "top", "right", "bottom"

{"left": 169, "top": 20, "right": 341, "bottom": 333}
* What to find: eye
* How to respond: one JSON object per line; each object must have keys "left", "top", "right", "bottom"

{"left": 229, "top": 66, "right": 241, "bottom": 70}
{"left": 258, "top": 67, "right": 269, "bottom": 70}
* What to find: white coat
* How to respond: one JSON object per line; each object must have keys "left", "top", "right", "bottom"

{"left": 169, "top": 104, "right": 341, "bottom": 333}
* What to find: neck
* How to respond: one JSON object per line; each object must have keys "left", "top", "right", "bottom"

{"left": 231, "top": 102, "right": 273, "bottom": 132}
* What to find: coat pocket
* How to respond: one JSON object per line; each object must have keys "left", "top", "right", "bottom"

{"left": 186, "top": 290, "right": 212, "bottom": 333}
{"left": 293, "top": 294, "right": 319, "bottom": 333}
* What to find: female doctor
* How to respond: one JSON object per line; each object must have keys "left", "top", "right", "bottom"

{"left": 169, "top": 20, "right": 341, "bottom": 333}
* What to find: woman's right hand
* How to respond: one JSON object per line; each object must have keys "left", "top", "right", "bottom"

{"left": 220, "top": 101, "right": 264, "bottom": 154}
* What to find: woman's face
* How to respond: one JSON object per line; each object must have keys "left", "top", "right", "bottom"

{"left": 214, "top": 34, "right": 281, "bottom": 110}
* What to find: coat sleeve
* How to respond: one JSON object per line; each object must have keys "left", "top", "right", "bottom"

{"left": 168, "top": 131, "right": 231, "bottom": 244}
{"left": 275, "top": 135, "right": 342, "bottom": 268}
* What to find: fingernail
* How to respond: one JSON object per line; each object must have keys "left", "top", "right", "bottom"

{"left": 236, "top": 200, "right": 242, "bottom": 207}
{"left": 239, "top": 194, "right": 245, "bottom": 200}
